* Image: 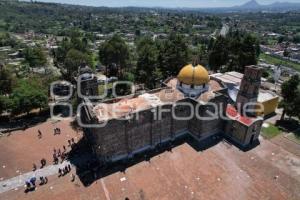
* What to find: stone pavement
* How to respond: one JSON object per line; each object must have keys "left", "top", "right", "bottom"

{"left": 0, "top": 161, "right": 71, "bottom": 194}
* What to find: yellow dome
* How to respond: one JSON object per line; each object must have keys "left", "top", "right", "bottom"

{"left": 177, "top": 64, "right": 210, "bottom": 85}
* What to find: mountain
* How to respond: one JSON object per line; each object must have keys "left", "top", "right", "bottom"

{"left": 14, "top": 0, "right": 300, "bottom": 13}
{"left": 179, "top": 1, "right": 300, "bottom": 13}
{"left": 239, "top": 0, "right": 261, "bottom": 9}
{"left": 229, "top": 0, "right": 300, "bottom": 11}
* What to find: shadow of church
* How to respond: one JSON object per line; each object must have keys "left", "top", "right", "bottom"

{"left": 67, "top": 132, "right": 260, "bottom": 187}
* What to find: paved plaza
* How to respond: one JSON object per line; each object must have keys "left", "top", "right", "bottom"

{"left": 0, "top": 119, "right": 300, "bottom": 200}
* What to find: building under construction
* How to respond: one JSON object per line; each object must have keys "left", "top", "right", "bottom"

{"left": 80, "top": 65, "right": 264, "bottom": 163}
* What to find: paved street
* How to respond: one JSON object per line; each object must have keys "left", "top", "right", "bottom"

{"left": 0, "top": 161, "right": 70, "bottom": 194}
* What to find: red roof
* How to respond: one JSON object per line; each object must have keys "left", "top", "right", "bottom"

{"left": 239, "top": 116, "right": 253, "bottom": 126}
{"left": 226, "top": 105, "right": 238, "bottom": 118}
{"left": 226, "top": 104, "right": 254, "bottom": 126}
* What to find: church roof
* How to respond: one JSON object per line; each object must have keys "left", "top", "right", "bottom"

{"left": 177, "top": 64, "right": 210, "bottom": 85}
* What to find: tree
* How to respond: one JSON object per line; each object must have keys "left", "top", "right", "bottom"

{"left": 10, "top": 78, "right": 48, "bottom": 115}
{"left": 24, "top": 47, "right": 47, "bottom": 68}
{"left": 293, "top": 89, "right": 300, "bottom": 120}
{"left": 278, "top": 36, "right": 284, "bottom": 44}
{"left": 0, "top": 68, "right": 15, "bottom": 95}
{"left": 71, "top": 35, "right": 89, "bottom": 53}
{"left": 261, "top": 69, "right": 269, "bottom": 78}
{"left": 53, "top": 31, "right": 91, "bottom": 68}
{"left": 135, "top": 37, "right": 160, "bottom": 89}
{"left": 53, "top": 37, "right": 72, "bottom": 64}
{"left": 0, "top": 32, "right": 17, "bottom": 47}
{"left": 99, "top": 34, "right": 130, "bottom": 76}
{"left": 64, "top": 49, "right": 93, "bottom": 79}
{"left": 197, "top": 44, "right": 208, "bottom": 66}
{"left": 293, "top": 33, "right": 300, "bottom": 43}
{"left": 208, "top": 32, "right": 260, "bottom": 73}
{"left": 208, "top": 36, "right": 228, "bottom": 71}
{"left": 157, "top": 33, "right": 190, "bottom": 78}
{"left": 279, "top": 75, "right": 300, "bottom": 120}
{"left": 237, "top": 34, "right": 259, "bottom": 72}
{"left": 0, "top": 95, "right": 12, "bottom": 114}
{"left": 283, "top": 49, "right": 289, "bottom": 57}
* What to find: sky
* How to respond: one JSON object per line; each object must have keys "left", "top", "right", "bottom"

{"left": 22, "top": 0, "right": 300, "bottom": 8}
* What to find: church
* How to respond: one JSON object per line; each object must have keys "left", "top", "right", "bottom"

{"left": 80, "top": 64, "right": 264, "bottom": 163}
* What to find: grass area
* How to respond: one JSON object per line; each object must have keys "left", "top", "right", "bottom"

{"left": 267, "top": 39, "right": 278, "bottom": 46}
{"left": 261, "top": 123, "right": 281, "bottom": 139}
{"left": 98, "top": 82, "right": 113, "bottom": 97}
{"left": 260, "top": 53, "right": 300, "bottom": 72}
{"left": 92, "top": 52, "right": 99, "bottom": 68}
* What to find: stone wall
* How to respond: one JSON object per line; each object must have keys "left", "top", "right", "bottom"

{"left": 224, "top": 117, "right": 263, "bottom": 147}
{"left": 127, "top": 110, "right": 152, "bottom": 154}
{"left": 189, "top": 95, "right": 227, "bottom": 140}
{"left": 98, "top": 119, "right": 128, "bottom": 161}
{"left": 84, "top": 96, "right": 229, "bottom": 163}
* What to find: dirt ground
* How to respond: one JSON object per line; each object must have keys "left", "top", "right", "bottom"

{"left": 0, "top": 119, "right": 300, "bottom": 200}
{"left": 0, "top": 119, "right": 82, "bottom": 180}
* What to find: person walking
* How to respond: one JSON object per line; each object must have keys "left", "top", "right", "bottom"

{"left": 53, "top": 154, "right": 58, "bottom": 164}
{"left": 30, "top": 177, "right": 36, "bottom": 187}
{"left": 71, "top": 174, "right": 75, "bottom": 182}
{"left": 38, "top": 130, "right": 42, "bottom": 139}
{"left": 40, "top": 158, "right": 46, "bottom": 168}
{"left": 25, "top": 181, "right": 31, "bottom": 189}
{"left": 58, "top": 168, "right": 62, "bottom": 177}
{"left": 32, "top": 163, "right": 37, "bottom": 171}
{"left": 39, "top": 176, "right": 44, "bottom": 185}
{"left": 61, "top": 152, "right": 65, "bottom": 162}
{"left": 58, "top": 149, "right": 61, "bottom": 157}
{"left": 25, "top": 180, "right": 31, "bottom": 192}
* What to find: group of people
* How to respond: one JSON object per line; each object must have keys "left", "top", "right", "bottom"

{"left": 54, "top": 127, "right": 61, "bottom": 135}
{"left": 68, "top": 138, "right": 76, "bottom": 148}
{"left": 32, "top": 158, "right": 47, "bottom": 171}
{"left": 28, "top": 125, "right": 78, "bottom": 192}
{"left": 24, "top": 176, "right": 48, "bottom": 193}
{"left": 58, "top": 164, "right": 72, "bottom": 177}
{"left": 53, "top": 147, "right": 67, "bottom": 164}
